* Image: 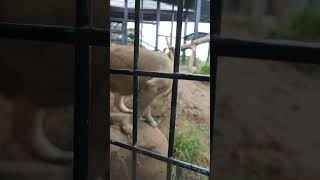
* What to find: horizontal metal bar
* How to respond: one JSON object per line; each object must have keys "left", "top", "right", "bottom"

{"left": 110, "top": 69, "right": 210, "bottom": 81}
{"left": 3, "top": 24, "right": 319, "bottom": 64}
{"left": 110, "top": 140, "right": 210, "bottom": 176}
{"left": 0, "top": 23, "right": 108, "bottom": 46}
{"left": 214, "top": 36, "right": 320, "bottom": 64}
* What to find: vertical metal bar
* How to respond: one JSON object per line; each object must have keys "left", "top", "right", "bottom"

{"left": 87, "top": 0, "right": 109, "bottom": 179}
{"left": 132, "top": 0, "right": 141, "bottom": 179}
{"left": 105, "top": 2, "right": 111, "bottom": 179}
{"left": 194, "top": 0, "right": 202, "bottom": 39}
{"left": 182, "top": 8, "right": 189, "bottom": 65}
{"left": 88, "top": 48, "right": 108, "bottom": 180}
{"left": 166, "top": 0, "right": 184, "bottom": 179}
{"left": 123, "top": 0, "right": 128, "bottom": 44}
{"left": 74, "top": 0, "right": 91, "bottom": 180}
{"left": 170, "top": 3, "right": 174, "bottom": 46}
{"left": 155, "top": 0, "right": 161, "bottom": 51}
{"left": 210, "top": 0, "right": 223, "bottom": 179}
{"left": 140, "top": 0, "right": 144, "bottom": 46}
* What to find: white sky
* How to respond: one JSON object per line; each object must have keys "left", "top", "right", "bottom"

{"left": 127, "top": 21, "right": 210, "bottom": 61}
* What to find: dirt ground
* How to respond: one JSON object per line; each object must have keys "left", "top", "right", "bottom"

{"left": 166, "top": 60, "right": 319, "bottom": 180}
{"left": 213, "top": 59, "right": 320, "bottom": 180}
{"left": 153, "top": 79, "right": 210, "bottom": 131}
{"left": 129, "top": 60, "right": 320, "bottom": 180}
{"left": 1, "top": 58, "right": 320, "bottom": 180}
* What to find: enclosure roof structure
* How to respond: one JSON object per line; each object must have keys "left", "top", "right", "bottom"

{"left": 154, "top": 0, "right": 197, "bottom": 9}
{"left": 111, "top": 0, "right": 177, "bottom": 10}
{"left": 184, "top": 32, "right": 208, "bottom": 41}
{"left": 151, "top": 0, "right": 211, "bottom": 22}
{"left": 110, "top": 0, "right": 210, "bottom": 23}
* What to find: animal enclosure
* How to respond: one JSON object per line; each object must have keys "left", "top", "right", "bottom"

{"left": 1, "top": 0, "right": 320, "bottom": 180}
{"left": 109, "top": 0, "right": 213, "bottom": 179}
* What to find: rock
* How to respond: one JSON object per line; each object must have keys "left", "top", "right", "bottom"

{"left": 0, "top": 98, "right": 168, "bottom": 180}
{"left": 110, "top": 122, "right": 168, "bottom": 180}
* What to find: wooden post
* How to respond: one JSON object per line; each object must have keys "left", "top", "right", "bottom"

{"left": 181, "top": 34, "right": 210, "bottom": 68}
{"left": 165, "top": 36, "right": 174, "bottom": 61}
{"left": 190, "top": 43, "right": 197, "bottom": 67}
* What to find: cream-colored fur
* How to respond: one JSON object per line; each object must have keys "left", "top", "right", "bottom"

{"left": 110, "top": 44, "right": 173, "bottom": 133}
{"left": 112, "top": 94, "right": 133, "bottom": 113}
{"left": 112, "top": 47, "right": 174, "bottom": 125}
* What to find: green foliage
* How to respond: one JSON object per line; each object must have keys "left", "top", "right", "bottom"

{"left": 267, "top": 6, "right": 320, "bottom": 75}
{"left": 291, "top": 7, "right": 320, "bottom": 41}
{"left": 193, "top": 63, "right": 210, "bottom": 86}
{"left": 166, "top": 120, "right": 209, "bottom": 180}
{"left": 267, "top": 6, "right": 320, "bottom": 42}
{"left": 193, "top": 63, "right": 210, "bottom": 75}
{"left": 172, "top": 121, "right": 209, "bottom": 167}
{"left": 174, "top": 127, "right": 201, "bottom": 163}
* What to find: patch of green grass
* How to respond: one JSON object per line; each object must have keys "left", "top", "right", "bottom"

{"left": 174, "top": 127, "right": 203, "bottom": 163}
{"left": 192, "top": 63, "right": 210, "bottom": 85}
{"left": 193, "top": 63, "right": 210, "bottom": 75}
{"left": 166, "top": 120, "right": 210, "bottom": 179}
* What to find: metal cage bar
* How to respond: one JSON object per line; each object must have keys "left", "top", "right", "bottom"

{"left": 170, "top": 3, "right": 175, "bottom": 46}
{"left": 87, "top": 0, "right": 109, "bottom": 179}
{"left": 166, "top": 0, "right": 184, "bottom": 179}
{"left": 210, "top": 0, "right": 223, "bottom": 179}
{"left": 194, "top": 0, "right": 201, "bottom": 38}
{"left": 74, "top": 0, "right": 92, "bottom": 179}
{"left": 111, "top": 140, "right": 210, "bottom": 175}
{"left": 123, "top": 0, "right": 128, "bottom": 44}
{"left": 110, "top": 69, "right": 210, "bottom": 81}
{"left": 0, "top": 23, "right": 108, "bottom": 45}
{"left": 155, "top": 0, "right": 161, "bottom": 50}
{"left": 132, "top": 0, "right": 141, "bottom": 179}
{"left": 1, "top": 23, "right": 319, "bottom": 63}
{"left": 182, "top": 7, "right": 189, "bottom": 65}
{"left": 140, "top": 0, "right": 144, "bottom": 46}
{"left": 214, "top": 36, "right": 320, "bottom": 63}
